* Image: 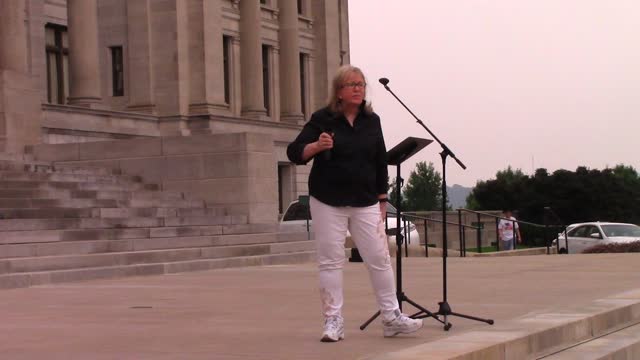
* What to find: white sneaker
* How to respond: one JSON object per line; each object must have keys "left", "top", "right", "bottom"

{"left": 382, "top": 313, "right": 423, "bottom": 337}
{"left": 321, "top": 316, "right": 345, "bottom": 342}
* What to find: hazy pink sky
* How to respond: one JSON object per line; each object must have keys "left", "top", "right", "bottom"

{"left": 348, "top": 0, "right": 640, "bottom": 187}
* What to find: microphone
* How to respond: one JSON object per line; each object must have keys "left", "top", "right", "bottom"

{"left": 379, "top": 77, "right": 389, "bottom": 85}
{"left": 323, "top": 126, "right": 333, "bottom": 161}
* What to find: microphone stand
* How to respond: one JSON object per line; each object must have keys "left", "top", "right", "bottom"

{"left": 378, "top": 78, "right": 494, "bottom": 331}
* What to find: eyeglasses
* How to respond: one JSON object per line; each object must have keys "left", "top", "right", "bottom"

{"left": 342, "top": 81, "right": 366, "bottom": 89}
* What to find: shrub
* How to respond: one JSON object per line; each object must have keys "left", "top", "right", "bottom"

{"left": 582, "top": 241, "right": 640, "bottom": 253}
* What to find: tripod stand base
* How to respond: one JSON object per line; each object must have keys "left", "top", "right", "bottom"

{"left": 430, "top": 301, "right": 494, "bottom": 331}
{"left": 360, "top": 292, "right": 445, "bottom": 330}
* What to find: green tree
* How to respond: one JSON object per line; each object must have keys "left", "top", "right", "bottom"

{"left": 403, "top": 161, "right": 443, "bottom": 211}
{"left": 388, "top": 177, "right": 404, "bottom": 209}
{"left": 468, "top": 164, "right": 640, "bottom": 225}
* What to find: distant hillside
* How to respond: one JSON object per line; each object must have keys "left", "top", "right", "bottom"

{"left": 447, "top": 184, "right": 472, "bottom": 209}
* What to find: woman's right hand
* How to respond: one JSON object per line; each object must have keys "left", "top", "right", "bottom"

{"left": 315, "top": 131, "right": 334, "bottom": 152}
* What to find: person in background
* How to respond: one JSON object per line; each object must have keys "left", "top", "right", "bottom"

{"left": 286, "top": 65, "right": 423, "bottom": 342}
{"left": 498, "top": 209, "right": 522, "bottom": 250}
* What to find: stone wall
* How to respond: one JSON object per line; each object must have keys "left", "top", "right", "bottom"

{"left": 31, "top": 132, "right": 278, "bottom": 224}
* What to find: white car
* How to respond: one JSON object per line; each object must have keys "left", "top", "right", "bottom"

{"left": 554, "top": 222, "right": 640, "bottom": 254}
{"left": 279, "top": 200, "right": 421, "bottom": 246}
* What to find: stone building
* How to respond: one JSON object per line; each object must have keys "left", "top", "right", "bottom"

{"left": 0, "top": 0, "right": 350, "bottom": 219}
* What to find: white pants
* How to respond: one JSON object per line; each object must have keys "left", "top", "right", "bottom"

{"left": 310, "top": 196, "right": 400, "bottom": 322}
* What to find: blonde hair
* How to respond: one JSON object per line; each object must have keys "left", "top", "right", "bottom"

{"left": 327, "top": 65, "right": 373, "bottom": 114}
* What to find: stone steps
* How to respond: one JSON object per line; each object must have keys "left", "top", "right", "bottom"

{"left": 0, "top": 180, "right": 158, "bottom": 191}
{"left": 0, "top": 197, "right": 205, "bottom": 209}
{"left": 0, "top": 206, "right": 226, "bottom": 219}
{"left": 0, "top": 223, "right": 278, "bottom": 245}
{"left": 368, "top": 290, "right": 640, "bottom": 360}
{"left": 0, "top": 239, "right": 315, "bottom": 274}
{"left": 0, "top": 160, "right": 123, "bottom": 176}
{"left": 0, "top": 158, "right": 314, "bottom": 290}
{"left": 0, "top": 188, "right": 187, "bottom": 200}
{"left": 0, "top": 215, "right": 246, "bottom": 232}
{"left": 0, "top": 170, "right": 143, "bottom": 184}
{"left": 0, "top": 250, "right": 316, "bottom": 290}
{"left": 544, "top": 322, "right": 640, "bottom": 360}
{"left": 0, "top": 229, "right": 299, "bottom": 258}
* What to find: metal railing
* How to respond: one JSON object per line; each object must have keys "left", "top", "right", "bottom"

{"left": 456, "top": 209, "right": 571, "bottom": 255}
{"left": 395, "top": 208, "right": 572, "bottom": 256}
{"left": 395, "top": 212, "right": 481, "bottom": 257}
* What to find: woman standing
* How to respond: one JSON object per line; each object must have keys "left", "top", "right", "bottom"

{"left": 287, "top": 65, "right": 423, "bottom": 342}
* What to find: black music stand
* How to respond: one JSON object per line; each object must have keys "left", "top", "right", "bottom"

{"left": 360, "top": 137, "right": 445, "bottom": 330}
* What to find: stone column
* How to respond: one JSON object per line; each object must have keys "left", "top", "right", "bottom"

{"left": 270, "top": 46, "right": 281, "bottom": 121}
{"left": 203, "top": 0, "right": 228, "bottom": 112}
{"left": 188, "top": 0, "right": 227, "bottom": 115}
{"left": 305, "top": 53, "right": 316, "bottom": 115}
{"left": 0, "top": 0, "right": 41, "bottom": 155}
{"left": 66, "top": 0, "right": 102, "bottom": 107}
{"left": 278, "top": 0, "right": 303, "bottom": 123}
{"left": 338, "top": 0, "right": 350, "bottom": 65}
{"left": 311, "top": 0, "right": 341, "bottom": 109}
{"left": 149, "top": 0, "right": 190, "bottom": 124}
{"left": 126, "top": 0, "right": 155, "bottom": 113}
{"left": 0, "top": 0, "right": 28, "bottom": 73}
{"left": 231, "top": 36, "right": 242, "bottom": 116}
{"left": 239, "top": 0, "right": 266, "bottom": 118}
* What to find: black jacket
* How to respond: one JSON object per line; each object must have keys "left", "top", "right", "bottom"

{"left": 287, "top": 106, "right": 388, "bottom": 207}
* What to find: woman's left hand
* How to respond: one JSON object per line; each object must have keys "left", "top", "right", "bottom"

{"left": 379, "top": 201, "right": 386, "bottom": 220}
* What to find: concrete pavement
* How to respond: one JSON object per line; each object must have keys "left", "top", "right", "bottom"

{"left": 1, "top": 253, "right": 639, "bottom": 359}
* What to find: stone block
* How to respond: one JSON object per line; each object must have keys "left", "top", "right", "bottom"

{"left": 244, "top": 132, "right": 274, "bottom": 153}
{"left": 78, "top": 138, "right": 162, "bottom": 160}
{"left": 161, "top": 133, "right": 243, "bottom": 155}
{"left": 0, "top": 273, "right": 31, "bottom": 289}
{"left": 164, "top": 260, "right": 211, "bottom": 274}
{"left": 261, "top": 252, "right": 315, "bottom": 266}
{"left": 213, "top": 232, "right": 277, "bottom": 246}
{"left": 134, "top": 263, "right": 167, "bottom": 276}
{"left": 218, "top": 202, "right": 278, "bottom": 224}
{"left": 175, "top": 208, "right": 225, "bottom": 217}
{"left": 0, "top": 70, "right": 41, "bottom": 154}
{"left": 132, "top": 236, "right": 213, "bottom": 251}
{"left": 163, "top": 215, "right": 232, "bottom": 227}
{"left": 0, "top": 244, "right": 37, "bottom": 258}
{"left": 150, "top": 226, "right": 200, "bottom": 238}
{"left": 201, "top": 152, "right": 249, "bottom": 178}
{"left": 0, "top": 260, "right": 10, "bottom": 274}
{"left": 124, "top": 248, "right": 202, "bottom": 264}
{"left": 161, "top": 155, "right": 203, "bottom": 181}
{"left": 1, "top": 230, "right": 62, "bottom": 244}
{"left": 247, "top": 151, "right": 277, "bottom": 178}
{"left": 108, "top": 240, "right": 133, "bottom": 252}
{"left": 59, "top": 159, "right": 122, "bottom": 172}
{"left": 43, "top": 266, "right": 127, "bottom": 285}
{"left": 201, "top": 244, "right": 270, "bottom": 259}
{"left": 200, "top": 227, "right": 223, "bottom": 236}
{"left": 32, "top": 143, "right": 80, "bottom": 162}
{"left": 590, "top": 302, "right": 637, "bottom": 337}
{"left": 9, "top": 253, "right": 121, "bottom": 273}
{"left": 247, "top": 177, "right": 278, "bottom": 203}
{"left": 119, "top": 157, "right": 168, "bottom": 183}
{"left": 0, "top": 218, "right": 80, "bottom": 232}
{"left": 222, "top": 223, "right": 277, "bottom": 235}
{"left": 246, "top": 202, "right": 278, "bottom": 224}
{"left": 270, "top": 241, "right": 315, "bottom": 254}
{"left": 164, "top": 178, "right": 250, "bottom": 204}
